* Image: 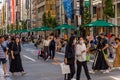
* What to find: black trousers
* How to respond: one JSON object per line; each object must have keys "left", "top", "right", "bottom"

{"left": 64, "top": 58, "right": 75, "bottom": 80}
{"left": 76, "top": 61, "right": 91, "bottom": 80}
{"left": 44, "top": 46, "right": 49, "bottom": 59}
{"left": 49, "top": 48, "right": 55, "bottom": 59}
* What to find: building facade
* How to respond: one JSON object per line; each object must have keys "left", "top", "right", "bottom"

{"left": 32, "top": 0, "right": 56, "bottom": 27}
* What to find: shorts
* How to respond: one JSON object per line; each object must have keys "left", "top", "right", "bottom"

{"left": 0, "top": 58, "right": 7, "bottom": 64}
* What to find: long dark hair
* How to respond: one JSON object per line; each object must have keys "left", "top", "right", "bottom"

{"left": 67, "top": 36, "right": 76, "bottom": 47}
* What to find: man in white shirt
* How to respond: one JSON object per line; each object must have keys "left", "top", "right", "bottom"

{"left": 75, "top": 37, "right": 91, "bottom": 80}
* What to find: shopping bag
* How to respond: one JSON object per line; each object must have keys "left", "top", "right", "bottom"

{"left": 60, "top": 63, "right": 70, "bottom": 74}
{"left": 38, "top": 49, "right": 41, "bottom": 55}
{"left": 86, "top": 54, "right": 90, "bottom": 62}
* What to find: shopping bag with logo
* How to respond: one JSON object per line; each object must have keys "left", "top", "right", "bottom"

{"left": 60, "top": 63, "right": 70, "bottom": 74}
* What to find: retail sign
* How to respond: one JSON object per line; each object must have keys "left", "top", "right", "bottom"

{"left": 83, "top": 0, "right": 89, "bottom": 7}
{"left": 10, "top": 0, "right": 15, "bottom": 24}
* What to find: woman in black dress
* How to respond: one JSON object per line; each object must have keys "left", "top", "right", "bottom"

{"left": 64, "top": 36, "right": 76, "bottom": 80}
{"left": 10, "top": 37, "right": 26, "bottom": 76}
{"left": 92, "top": 34, "right": 110, "bottom": 73}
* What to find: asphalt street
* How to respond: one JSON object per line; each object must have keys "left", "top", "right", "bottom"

{"left": 0, "top": 42, "right": 120, "bottom": 80}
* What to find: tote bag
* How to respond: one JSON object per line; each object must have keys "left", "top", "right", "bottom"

{"left": 60, "top": 63, "right": 70, "bottom": 74}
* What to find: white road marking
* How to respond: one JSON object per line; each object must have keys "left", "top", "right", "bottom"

{"left": 57, "top": 52, "right": 65, "bottom": 55}
{"left": 23, "top": 55, "right": 36, "bottom": 62}
{"left": 109, "top": 76, "right": 120, "bottom": 80}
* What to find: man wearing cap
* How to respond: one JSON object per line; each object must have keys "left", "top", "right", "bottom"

{"left": 0, "top": 36, "right": 9, "bottom": 77}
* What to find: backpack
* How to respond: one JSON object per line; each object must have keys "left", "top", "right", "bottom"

{"left": 49, "top": 40, "right": 55, "bottom": 47}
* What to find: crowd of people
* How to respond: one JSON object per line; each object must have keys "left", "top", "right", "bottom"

{"left": 0, "top": 32, "right": 120, "bottom": 80}
{"left": 64, "top": 33, "right": 120, "bottom": 80}
{"left": 0, "top": 35, "right": 26, "bottom": 77}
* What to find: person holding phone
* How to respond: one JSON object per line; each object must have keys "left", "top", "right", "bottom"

{"left": 75, "top": 37, "right": 91, "bottom": 80}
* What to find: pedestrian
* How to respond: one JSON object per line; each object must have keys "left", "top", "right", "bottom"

{"left": 91, "top": 33, "right": 110, "bottom": 74}
{"left": 118, "top": 34, "right": 120, "bottom": 39}
{"left": 0, "top": 35, "right": 9, "bottom": 77}
{"left": 75, "top": 37, "right": 91, "bottom": 80}
{"left": 64, "top": 36, "right": 76, "bottom": 80}
{"left": 108, "top": 34, "right": 116, "bottom": 58}
{"left": 10, "top": 37, "right": 26, "bottom": 76}
{"left": 112, "top": 38, "right": 120, "bottom": 69}
{"left": 6, "top": 36, "right": 13, "bottom": 66}
{"left": 43, "top": 36, "right": 50, "bottom": 60}
{"left": 49, "top": 36, "right": 56, "bottom": 61}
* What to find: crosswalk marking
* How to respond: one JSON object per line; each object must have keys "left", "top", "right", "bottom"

{"left": 23, "top": 55, "right": 36, "bottom": 62}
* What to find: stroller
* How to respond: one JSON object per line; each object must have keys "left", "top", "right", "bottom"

{"left": 37, "top": 49, "right": 46, "bottom": 60}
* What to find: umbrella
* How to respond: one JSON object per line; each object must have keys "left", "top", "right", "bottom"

{"left": 20, "top": 29, "right": 30, "bottom": 33}
{"left": 39, "top": 26, "right": 52, "bottom": 31}
{"left": 30, "top": 27, "right": 41, "bottom": 32}
{"left": 9, "top": 30, "right": 16, "bottom": 33}
{"left": 84, "top": 20, "right": 116, "bottom": 27}
{"left": 31, "top": 26, "right": 52, "bottom": 32}
{"left": 54, "top": 24, "right": 76, "bottom": 30}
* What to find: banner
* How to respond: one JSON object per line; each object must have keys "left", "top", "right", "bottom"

{"left": 62, "top": 0, "right": 72, "bottom": 19}
{"left": 26, "top": 0, "right": 29, "bottom": 9}
{"left": 10, "top": 0, "right": 15, "bottom": 24}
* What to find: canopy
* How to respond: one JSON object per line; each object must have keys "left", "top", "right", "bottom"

{"left": 54, "top": 24, "right": 76, "bottom": 30}
{"left": 30, "top": 26, "right": 52, "bottom": 32}
{"left": 9, "top": 30, "right": 16, "bottom": 33}
{"left": 30, "top": 27, "right": 41, "bottom": 32}
{"left": 84, "top": 20, "right": 116, "bottom": 27}
{"left": 19, "top": 29, "right": 30, "bottom": 33}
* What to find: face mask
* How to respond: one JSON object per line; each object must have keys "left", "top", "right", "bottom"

{"left": 80, "top": 40, "right": 84, "bottom": 44}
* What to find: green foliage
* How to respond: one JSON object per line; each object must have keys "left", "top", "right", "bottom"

{"left": 16, "top": 21, "right": 19, "bottom": 30}
{"left": 42, "top": 13, "right": 47, "bottom": 26}
{"left": 104, "top": 0, "right": 114, "bottom": 18}
{"left": 10, "top": 24, "right": 14, "bottom": 31}
{"left": 83, "top": 7, "right": 90, "bottom": 25}
{"left": 42, "top": 11, "right": 58, "bottom": 28}
{"left": 21, "top": 20, "right": 27, "bottom": 29}
{"left": 7, "top": 24, "right": 10, "bottom": 33}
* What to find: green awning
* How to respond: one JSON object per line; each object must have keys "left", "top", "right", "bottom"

{"left": 54, "top": 24, "right": 76, "bottom": 30}
{"left": 84, "top": 20, "right": 117, "bottom": 27}
{"left": 30, "top": 26, "right": 52, "bottom": 32}
{"left": 39, "top": 26, "right": 52, "bottom": 31}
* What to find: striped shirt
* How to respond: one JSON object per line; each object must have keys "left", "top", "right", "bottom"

{"left": 0, "top": 45, "right": 6, "bottom": 59}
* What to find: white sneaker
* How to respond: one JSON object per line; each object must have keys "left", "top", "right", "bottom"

{"left": 103, "top": 70, "right": 110, "bottom": 74}
{"left": 89, "top": 70, "right": 95, "bottom": 74}
{"left": 4, "top": 73, "right": 9, "bottom": 77}
{"left": 71, "top": 78, "right": 76, "bottom": 80}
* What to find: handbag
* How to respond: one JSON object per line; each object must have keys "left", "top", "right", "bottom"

{"left": 60, "top": 63, "right": 70, "bottom": 74}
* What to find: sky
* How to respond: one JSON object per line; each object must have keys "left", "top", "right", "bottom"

{"left": 0, "top": 0, "right": 3, "bottom": 9}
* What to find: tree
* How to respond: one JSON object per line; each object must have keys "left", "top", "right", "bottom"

{"left": 42, "top": 11, "right": 58, "bottom": 28}
{"left": 16, "top": 21, "right": 19, "bottom": 30}
{"left": 104, "top": 0, "right": 114, "bottom": 18}
{"left": 42, "top": 13, "right": 47, "bottom": 26}
{"left": 21, "top": 20, "right": 27, "bottom": 29}
{"left": 10, "top": 24, "right": 14, "bottom": 31}
{"left": 83, "top": 7, "right": 90, "bottom": 25}
{"left": 7, "top": 24, "right": 10, "bottom": 33}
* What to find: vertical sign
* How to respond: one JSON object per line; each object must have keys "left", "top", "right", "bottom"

{"left": 26, "top": 0, "right": 29, "bottom": 9}
{"left": 10, "top": 0, "right": 15, "bottom": 24}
